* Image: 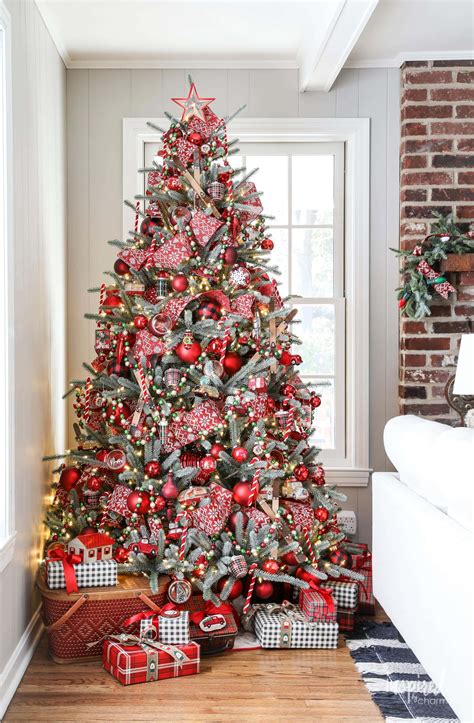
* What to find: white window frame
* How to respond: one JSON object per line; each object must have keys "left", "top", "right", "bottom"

{"left": 0, "top": 1, "right": 15, "bottom": 572}
{"left": 123, "top": 117, "right": 370, "bottom": 486}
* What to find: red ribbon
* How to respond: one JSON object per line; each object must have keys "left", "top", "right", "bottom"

{"left": 47, "top": 549, "right": 82, "bottom": 594}
{"left": 123, "top": 602, "right": 181, "bottom": 628}
{"left": 305, "top": 582, "right": 336, "bottom": 615}
{"left": 190, "top": 600, "right": 239, "bottom": 627}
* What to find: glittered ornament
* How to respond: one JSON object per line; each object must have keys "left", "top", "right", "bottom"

{"left": 114, "top": 546, "right": 129, "bottom": 563}
{"left": 261, "top": 238, "right": 274, "bottom": 250}
{"left": 188, "top": 131, "right": 203, "bottom": 145}
{"left": 144, "top": 460, "right": 161, "bottom": 478}
{"left": 223, "top": 352, "right": 242, "bottom": 375}
{"left": 167, "top": 177, "right": 183, "bottom": 193}
{"left": 254, "top": 580, "right": 274, "bottom": 600}
{"left": 262, "top": 559, "right": 280, "bottom": 574}
{"left": 127, "top": 489, "right": 151, "bottom": 514}
{"left": 314, "top": 507, "right": 329, "bottom": 523}
{"left": 114, "top": 258, "right": 130, "bottom": 276}
{"left": 59, "top": 467, "right": 81, "bottom": 492}
{"left": 86, "top": 476, "right": 101, "bottom": 492}
{"left": 215, "top": 576, "right": 243, "bottom": 600}
{"left": 232, "top": 446, "right": 248, "bottom": 463}
{"left": 328, "top": 549, "right": 352, "bottom": 568}
{"left": 133, "top": 314, "right": 148, "bottom": 330}
{"left": 175, "top": 333, "right": 202, "bottom": 364}
{"left": 153, "top": 495, "right": 166, "bottom": 512}
{"left": 171, "top": 273, "right": 189, "bottom": 292}
{"left": 232, "top": 481, "right": 254, "bottom": 506}
{"left": 294, "top": 464, "right": 309, "bottom": 482}
{"left": 229, "top": 266, "right": 251, "bottom": 288}
{"left": 200, "top": 455, "right": 217, "bottom": 473}
{"left": 310, "top": 394, "right": 322, "bottom": 409}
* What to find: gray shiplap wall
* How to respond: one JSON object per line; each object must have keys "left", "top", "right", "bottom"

{"left": 1, "top": 0, "right": 66, "bottom": 688}
{"left": 66, "top": 67, "right": 401, "bottom": 543}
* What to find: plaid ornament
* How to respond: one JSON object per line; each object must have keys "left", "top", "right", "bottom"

{"left": 103, "top": 637, "right": 200, "bottom": 686}
{"left": 251, "top": 603, "right": 338, "bottom": 649}
{"left": 207, "top": 181, "right": 225, "bottom": 199}
{"left": 299, "top": 588, "right": 337, "bottom": 623}
{"left": 47, "top": 560, "right": 117, "bottom": 591}
{"left": 195, "top": 299, "right": 222, "bottom": 321}
{"left": 321, "top": 581, "right": 359, "bottom": 609}
{"left": 228, "top": 555, "right": 248, "bottom": 579}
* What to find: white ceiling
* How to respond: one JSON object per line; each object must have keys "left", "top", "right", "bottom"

{"left": 36, "top": 0, "right": 473, "bottom": 91}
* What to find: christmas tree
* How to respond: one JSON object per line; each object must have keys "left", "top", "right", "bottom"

{"left": 44, "top": 79, "right": 355, "bottom": 611}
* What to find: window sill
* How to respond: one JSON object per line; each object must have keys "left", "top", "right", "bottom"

{"left": 325, "top": 468, "right": 372, "bottom": 487}
{"left": 0, "top": 531, "right": 16, "bottom": 573}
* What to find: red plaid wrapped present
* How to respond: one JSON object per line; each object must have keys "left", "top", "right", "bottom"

{"left": 103, "top": 635, "right": 199, "bottom": 685}
{"left": 337, "top": 607, "right": 357, "bottom": 632}
{"left": 184, "top": 596, "right": 238, "bottom": 655}
{"left": 350, "top": 542, "right": 375, "bottom": 614}
{"left": 299, "top": 587, "right": 337, "bottom": 623}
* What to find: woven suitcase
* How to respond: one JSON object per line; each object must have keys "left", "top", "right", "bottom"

{"left": 37, "top": 571, "right": 169, "bottom": 664}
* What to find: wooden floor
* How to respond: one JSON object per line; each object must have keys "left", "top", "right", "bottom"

{"left": 5, "top": 608, "right": 387, "bottom": 722}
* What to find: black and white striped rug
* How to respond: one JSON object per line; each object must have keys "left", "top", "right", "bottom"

{"left": 346, "top": 620, "right": 459, "bottom": 722}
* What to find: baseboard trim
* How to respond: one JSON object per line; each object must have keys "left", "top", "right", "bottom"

{"left": 0, "top": 607, "right": 43, "bottom": 719}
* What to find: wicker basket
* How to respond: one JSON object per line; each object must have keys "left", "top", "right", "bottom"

{"left": 37, "top": 571, "right": 169, "bottom": 664}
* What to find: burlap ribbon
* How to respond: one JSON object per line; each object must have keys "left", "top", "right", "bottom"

{"left": 87, "top": 632, "right": 190, "bottom": 666}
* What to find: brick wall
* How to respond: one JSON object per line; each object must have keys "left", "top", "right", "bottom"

{"left": 400, "top": 60, "right": 474, "bottom": 423}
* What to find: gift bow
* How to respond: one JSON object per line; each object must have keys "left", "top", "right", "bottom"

{"left": 242, "top": 600, "right": 308, "bottom": 629}
{"left": 304, "top": 582, "right": 336, "bottom": 615}
{"left": 189, "top": 600, "right": 239, "bottom": 627}
{"left": 87, "top": 632, "right": 190, "bottom": 665}
{"left": 123, "top": 602, "right": 181, "bottom": 628}
{"left": 47, "top": 548, "right": 82, "bottom": 594}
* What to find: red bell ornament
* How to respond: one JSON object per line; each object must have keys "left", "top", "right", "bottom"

{"left": 144, "top": 460, "right": 161, "bottom": 478}
{"left": 232, "top": 446, "right": 248, "bottom": 463}
{"left": 59, "top": 467, "right": 81, "bottom": 492}
{"left": 232, "top": 481, "right": 253, "bottom": 506}
{"left": 127, "top": 489, "right": 151, "bottom": 514}
{"left": 223, "top": 352, "right": 242, "bottom": 375}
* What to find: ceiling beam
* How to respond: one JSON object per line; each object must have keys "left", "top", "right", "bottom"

{"left": 299, "top": 0, "right": 379, "bottom": 93}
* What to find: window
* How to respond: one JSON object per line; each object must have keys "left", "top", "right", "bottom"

{"left": 0, "top": 2, "right": 14, "bottom": 572}
{"left": 123, "top": 117, "right": 370, "bottom": 485}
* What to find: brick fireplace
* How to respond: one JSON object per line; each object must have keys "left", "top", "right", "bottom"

{"left": 399, "top": 60, "right": 474, "bottom": 423}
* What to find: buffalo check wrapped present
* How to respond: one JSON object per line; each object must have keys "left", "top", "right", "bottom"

{"left": 247, "top": 602, "right": 339, "bottom": 649}
{"left": 299, "top": 586, "right": 337, "bottom": 623}
{"left": 46, "top": 557, "right": 117, "bottom": 593}
{"left": 103, "top": 634, "right": 200, "bottom": 686}
{"left": 321, "top": 581, "right": 359, "bottom": 609}
{"left": 123, "top": 608, "right": 190, "bottom": 645}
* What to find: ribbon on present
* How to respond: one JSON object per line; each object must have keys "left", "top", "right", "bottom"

{"left": 303, "top": 581, "right": 336, "bottom": 615}
{"left": 242, "top": 601, "right": 311, "bottom": 646}
{"left": 88, "top": 632, "right": 190, "bottom": 666}
{"left": 416, "top": 258, "right": 456, "bottom": 299}
{"left": 189, "top": 600, "right": 238, "bottom": 626}
{"left": 46, "top": 549, "right": 82, "bottom": 594}
{"left": 123, "top": 602, "right": 182, "bottom": 629}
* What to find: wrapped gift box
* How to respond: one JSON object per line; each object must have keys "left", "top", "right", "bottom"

{"left": 350, "top": 542, "right": 375, "bottom": 615}
{"left": 185, "top": 596, "right": 238, "bottom": 655}
{"left": 46, "top": 559, "right": 117, "bottom": 591}
{"left": 321, "top": 581, "right": 358, "bottom": 609}
{"left": 337, "top": 607, "right": 358, "bottom": 632}
{"left": 299, "top": 587, "right": 337, "bottom": 623}
{"left": 103, "top": 637, "right": 200, "bottom": 686}
{"left": 139, "top": 610, "right": 190, "bottom": 645}
{"left": 253, "top": 604, "right": 339, "bottom": 649}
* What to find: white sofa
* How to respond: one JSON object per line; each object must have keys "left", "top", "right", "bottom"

{"left": 373, "top": 415, "right": 473, "bottom": 723}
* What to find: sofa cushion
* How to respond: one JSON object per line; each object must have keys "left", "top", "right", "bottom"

{"left": 383, "top": 415, "right": 474, "bottom": 522}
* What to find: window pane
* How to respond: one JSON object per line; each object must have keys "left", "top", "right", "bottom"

{"left": 267, "top": 228, "right": 288, "bottom": 298}
{"left": 246, "top": 155, "right": 288, "bottom": 224}
{"left": 292, "top": 155, "right": 334, "bottom": 225}
{"left": 291, "top": 228, "right": 333, "bottom": 297}
{"left": 294, "top": 304, "right": 335, "bottom": 375}
{"left": 309, "top": 379, "right": 335, "bottom": 450}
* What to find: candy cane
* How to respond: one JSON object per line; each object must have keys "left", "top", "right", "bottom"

{"left": 144, "top": 240, "right": 157, "bottom": 271}
{"left": 134, "top": 365, "right": 150, "bottom": 403}
{"left": 219, "top": 326, "right": 231, "bottom": 365}
{"left": 284, "top": 404, "right": 295, "bottom": 440}
{"left": 247, "top": 468, "right": 261, "bottom": 506}
{"left": 99, "top": 283, "right": 106, "bottom": 308}
{"left": 134, "top": 201, "right": 140, "bottom": 234}
{"left": 242, "top": 562, "right": 258, "bottom": 614}
{"left": 83, "top": 377, "right": 92, "bottom": 423}
{"left": 303, "top": 526, "right": 317, "bottom": 565}
{"left": 176, "top": 512, "right": 190, "bottom": 561}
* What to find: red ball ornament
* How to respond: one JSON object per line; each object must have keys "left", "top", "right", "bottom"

{"left": 200, "top": 455, "right": 217, "bottom": 473}
{"left": 294, "top": 464, "right": 309, "bottom": 482}
{"left": 328, "top": 549, "right": 352, "bottom": 568}
{"left": 314, "top": 507, "right": 329, "bottom": 523}
{"left": 103, "top": 294, "right": 123, "bottom": 310}
{"left": 254, "top": 580, "right": 274, "bottom": 600}
{"left": 207, "top": 338, "right": 224, "bottom": 355}
{"left": 262, "top": 559, "right": 280, "bottom": 574}
{"left": 133, "top": 315, "right": 148, "bottom": 330}
{"left": 310, "top": 394, "right": 322, "bottom": 409}
{"left": 153, "top": 495, "right": 166, "bottom": 512}
{"left": 398, "top": 298, "right": 407, "bottom": 309}
{"left": 96, "top": 449, "right": 108, "bottom": 462}
{"left": 261, "top": 238, "right": 274, "bottom": 250}
{"left": 144, "top": 460, "right": 161, "bottom": 478}
{"left": 232, "top": 446, "right": 248, "bottom": 463}
{"left": 223, "top": 247, "right": 238, "bottom": 265}
{"left": 223, "top": 352, "right": 243, "bottom": 375}
{"left": 87, "top": 476, "right": 101, "bottom": 492}
{"left": 279, "top": 350, "right": 293, "bottom": 366}
{"left": 188, "top": 131, "right": 203, "bottom": 146}
{"left": 175, "top": 334, "right": 202, "bottom": 364}
{"left": 228, "top": 510, "right": 249, "bottom": 532}
{"left": 216, "top": 576, "right": 243, "bottom": 600}
{"left": 210, "top": 442, "right": 225, "bottom": 459}
{"left": 280, "top": 551, "right": 299, "bottom": 567}
{"left": 232, "top": 481, "right": 253, "bottom": 506}
{"left": 114, "top": 258, "right": 130, "bottom": 276}
{"left": 127, "top": 489, "right": 151, "bottom": 514}
{"left": 114, "top": 546, "right": 129, "bottom": 563}
{"left": 106, "top": 402, "right": 132, "bottom": 424}
{"left": 167, "top": 177, "right": 183, "bottom": 192}
{"left": 281, "top": 383, "right": 296, "bottom": 398}
{"left": 59, "top": 467, "right": 81, "bottom": 491}
{"left": 171, "top": 273, "right": 189, "bottom": 292}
